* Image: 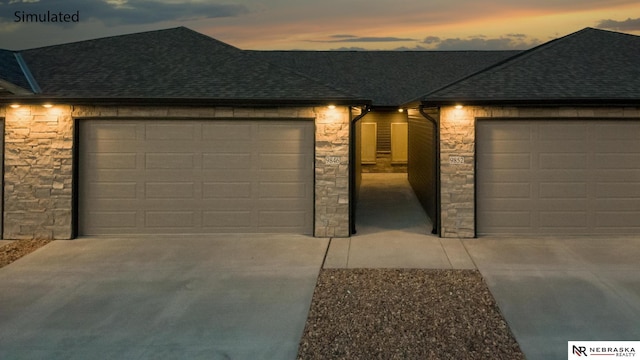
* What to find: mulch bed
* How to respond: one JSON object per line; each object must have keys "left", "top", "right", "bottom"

{"left": 0, "top": 239, "right": 51, "bottom": 268}
{"left": 298, "top": 269, "right": 524, "bottom": 360}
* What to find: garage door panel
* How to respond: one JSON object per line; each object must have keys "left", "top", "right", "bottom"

{"left": 478, "top": 119, "right": 640, "bottom": 235}
{"left": 144, "top": 124, "right": 196, "bottom": 140}
{"left": 538, "top": 153, "right": 586, "bottom": 169}
{"left": 539, "top": 212, "right": 587, "bottom": 227}
{"left": 594, "top": 124, "right": 640, "bottom": 140}
{"left": 259, "top": 211, "right": 307, "bottom": 228}
{"left": 89, "top": 182, "right": 138, "bottom": 199}
{"left": 203, "top": 182, "right": 252, "bottom": 198}
{"left": 259, "top": 182, "right": 307, "bottom": 198}
{"left": 203, "top": 211, "right": 253, "bottom": 228}
{"left": 202, "top": 153, "right": 252, "bottom": 169}
{"left": 80, "top": 119, "right": 313, "bottom": 235}
{"left": 479, "top": 153, "right": 531, "bottom": 169}
{"left": 539, "top": 182, "right": 586, "bottom": 198}
{"left": 539, "top": 124, "right": 586, "bottom": 140}
{"left": 259, "top": 154, "right": 307, "bottom": 169}
{"left": 145, "top": 153, "right": 195, "bottom": 169}
{"left": 596, "top": 212, "right": 640, "bottom": 228}
{"left": 595, "top": 153, "right": 640, "bottom": 168}
{"left": 482, "top": 182, "right": 530, "bottom": 199}
{"left": 596, "top": 183, "right": 640, "bottom": 198}
{"left": 145, "top": 182, "right": 195, "bottom": 199}
{"left": 145, "top": 211, "right": 197, "bottom": 228}
{"left": 87, "top": 124, "right": 138, "bottom": 140}
{"left": 203, "top": 123, "right": 253, "bottom": 140}
{"left": 86, "top": 211, "right": 138, "bottom": 228}
{"left": 88, "top": 153, "right": 137, "bottom": 169}
{"left": 480, "top": 211, "right": 531, "bottom": 227}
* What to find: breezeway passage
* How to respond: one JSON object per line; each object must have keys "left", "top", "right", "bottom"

{"left": 79, "top": 120, "right": 314, "bottom": 235}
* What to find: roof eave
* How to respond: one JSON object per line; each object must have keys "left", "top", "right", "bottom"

{"left": 0, "top": 96, "right": 372, "bottom": 107}
{"left": 420, "top": 98, "right": 640, "bottom": 107}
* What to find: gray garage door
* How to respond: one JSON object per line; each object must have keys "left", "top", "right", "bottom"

{"left": 477, "top": 119, "right": 640, "bottom": 235}
{"left": 79, "top": 120, "right": 314, "bottom": 235}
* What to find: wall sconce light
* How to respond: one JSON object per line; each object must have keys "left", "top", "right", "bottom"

{"left": 327, "top": 105, "right": 336, "bottom": 110}
{"left": 455, "top": 104, "right": 463, "bottom": 110}
{"left": 10, "top": 104, "right": 21, "bottom": 109}
{"left": 43, "top": 103, "right": 53, "bottom": 108}
{"left": 398, "top": 108, "right": 404, "bottom": 113}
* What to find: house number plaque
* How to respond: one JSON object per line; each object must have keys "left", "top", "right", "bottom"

{"left": 326, "top": 156, "right": 341, "bottom": 165}
{"left": 449, "top": 156, "right": 465, "bottom": 165}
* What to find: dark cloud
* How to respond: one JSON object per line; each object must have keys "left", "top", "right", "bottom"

{"left": 330, "top": 34, "right": 357, "bottom": 39}
{"left": 596, "top": 17, "right": 640, "bottom": 31}
{"left": 422, "top": 36, "right": 440, "bottom": 44}
{"left": 309, "top": 36, "right": 417, "bottom": 43}
{"left": 421, "top": 34, "right": 540, "bottom": 50}
{"left": 330, "top": 46, "right": 369, "bottom": 51}
{"left": 0, "top": 0, "right": 248, "bottom": 26}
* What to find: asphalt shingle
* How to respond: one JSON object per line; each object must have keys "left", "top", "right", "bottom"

{"left": 18, "top": 27, "right": 358, "bottom": 102}
{"left": 253, "top": 50, "right": 520, "bottom": 106}
{"left": 423, "top": 28, "right": 640, "bottom": 104}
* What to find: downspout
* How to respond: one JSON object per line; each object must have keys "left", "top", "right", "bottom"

{"left": 419, "top": 105, "right": 440, "bottom": 235}
{"left": 349, "top": 104, "right": 371, "bottom": 235}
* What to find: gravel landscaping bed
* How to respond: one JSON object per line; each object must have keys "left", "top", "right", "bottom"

{"left": 298, "top": 269, "right": 524, "bottom": 360}
{"left": 0, "top": 239, "right": 51, "bottom": 268}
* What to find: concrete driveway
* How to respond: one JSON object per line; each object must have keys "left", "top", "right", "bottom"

{"left": 464, "top": 236, "right": 640, "bottom": 360}
{"left": 0, "top": 235, "right": 328, "bottom": 360}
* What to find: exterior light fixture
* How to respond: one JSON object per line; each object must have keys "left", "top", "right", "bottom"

{"left": 455, "top": 105, "right": 463, "bottom": 110}
{"left": 327, "top": 105, "right": 336, "bottom": 109}
{"left": 10, "top": 104, "right": 20, "bottom": 108}
{"left": 43, "top": 103, "right": 53, "bottom": 108}
{"left": 398, "top": 108, "right": 404, "bottom": 113}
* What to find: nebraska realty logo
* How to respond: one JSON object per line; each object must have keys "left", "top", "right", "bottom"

{"left": 569, "top": 341, "right": 639, "bottom": 358}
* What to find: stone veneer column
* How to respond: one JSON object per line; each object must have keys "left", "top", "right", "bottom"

{"left": 4, "top": 105, "right": 74, "bottom": 239}
{"left": 439, "top": 106, "right": 478, "bottom": 238}
{"left": 314, "top": 106, "right": 350, "bottom": 237}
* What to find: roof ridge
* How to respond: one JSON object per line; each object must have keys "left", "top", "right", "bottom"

{"left": 410, "top": 27, "right": 594, "bottom": 103}
{"left": 19, "top": 26, "right": 202, "bottom": 51}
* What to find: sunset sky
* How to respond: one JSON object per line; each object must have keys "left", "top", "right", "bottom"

{"left": 1, "top": 0, "right": 639, "bottom": 51}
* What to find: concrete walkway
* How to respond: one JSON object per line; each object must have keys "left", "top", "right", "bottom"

{"left": 0, "top": 234, "right": 328, "bottom": 360}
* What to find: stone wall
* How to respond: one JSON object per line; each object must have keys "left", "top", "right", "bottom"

{"left": 314, "top": 106, "right": 351, "bottom": 237}
{"left": 439, "top": 105, "right": 640, "bottom": 238}
{"left": 2, "top": 104, "right": 352, "bottom": 239}
{"left": 4, "top": 105, "right": 74, "bottom": 239}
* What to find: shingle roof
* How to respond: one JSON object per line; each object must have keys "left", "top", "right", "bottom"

{"left": 0, "top": 50, "right": 32, "bottom": 94}
{"left": 252, "top": 50, "right": 520, "bottom": 106}
{"left": 18, "top": 27, "right": 360, "bottom": 103}
{"left": 422, "top": 28, "right": 640, "bottom": 104}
